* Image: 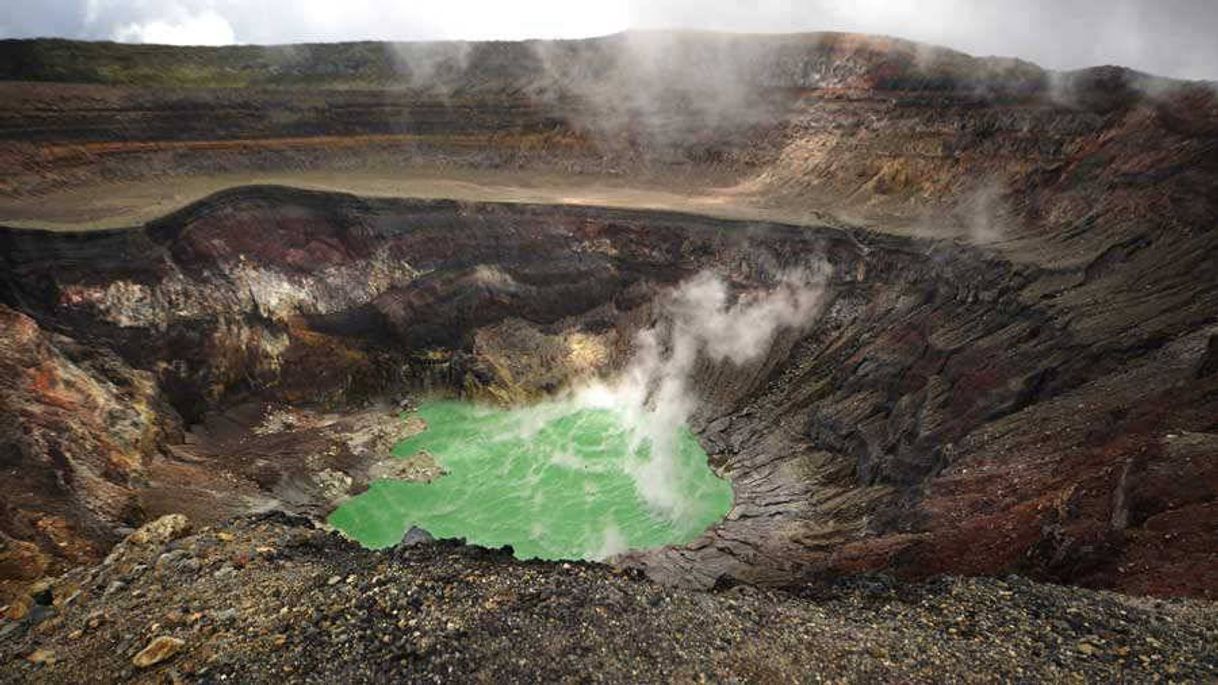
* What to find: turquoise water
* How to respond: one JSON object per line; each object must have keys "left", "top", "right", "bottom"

{"left": 329, "top": 399, "right": 732, "bottom": 560}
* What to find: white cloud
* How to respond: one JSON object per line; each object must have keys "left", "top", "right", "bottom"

{"left": 112, "top": 9, "right": 234, "bottom": 45}
{"left": 100, "top": 0, "right": 630, "bottom": 45}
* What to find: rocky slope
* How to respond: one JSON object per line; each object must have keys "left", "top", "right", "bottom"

{"left": 3, "top": 513, "right": 1216, "bottom": 683}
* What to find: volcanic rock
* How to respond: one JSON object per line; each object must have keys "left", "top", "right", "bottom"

{"left": 131, "top": 635, "right": 184, "bottom": 668}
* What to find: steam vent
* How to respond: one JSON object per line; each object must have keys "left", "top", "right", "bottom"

{"left": 1, "top": 30, "right": 1217, "bottom": 682}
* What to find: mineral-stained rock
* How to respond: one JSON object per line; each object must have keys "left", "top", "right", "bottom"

{"left": 368, "top": 451, "right": 446, "bottom": 484}
{"left": 314, "top": 469, "right": 354, "bottom": 501}
{"left": 131, "top": 636, "right": 184, "bottom": 668}
{"left": 126, "top": 514, "right": 191, "bottom": 547}
{"left": 0, "top": 533, "right": 49, "bottom": 586}
{"left": 0, "top": 305, "right": 174, "bottom": 609}
{"left": 25, "top": 648, "right": 55, "bottom": 665}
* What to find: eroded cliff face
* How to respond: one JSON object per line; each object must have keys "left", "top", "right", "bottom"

{"left": 0, "top": 304, "right": 177, "bottom": 610}
{"left": 2, "top": 183, "right": 1215, "bottom": 606}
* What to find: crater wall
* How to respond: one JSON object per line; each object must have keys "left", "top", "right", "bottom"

{"left": 2, "top": 186, "right": 1215, "bottom": 601}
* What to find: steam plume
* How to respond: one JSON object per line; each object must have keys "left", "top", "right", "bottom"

{"left": 579, "top": 267, "right": 827, "bottom": 517}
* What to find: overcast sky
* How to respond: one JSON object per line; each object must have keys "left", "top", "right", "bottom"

{"left": 2, "top": 0, "right": 1216, "bottom": 80}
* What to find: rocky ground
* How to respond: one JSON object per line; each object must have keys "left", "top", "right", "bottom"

{"left": 2, "top": 513, "right": 1216, "bottom": 683}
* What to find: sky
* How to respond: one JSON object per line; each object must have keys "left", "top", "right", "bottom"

{"left": 2, "top": 0, "right": 1216, "bottom": 80}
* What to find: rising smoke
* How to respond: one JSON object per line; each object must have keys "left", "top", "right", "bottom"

{"left": 385, "top": 40, "right": 473, "bottom": 100}
{"left": 957, "top": 179, "right": 1012, "bottom": 245}
{"left": 525, "top": 32, "right": 784, "bottom": 149}
{"left": 578, "top": 267, "right": 827, "bottom": 518}
{"left": 381, "top": 31, "right": 790, "bottom": 152}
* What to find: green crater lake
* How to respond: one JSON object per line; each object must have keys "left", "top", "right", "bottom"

{"left": 329, "top": 399, "right": 733, "bottom": 560}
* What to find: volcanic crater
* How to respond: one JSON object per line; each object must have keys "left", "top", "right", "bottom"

{"left": 1, "top": 30, "right": 1217, "bottom": 682}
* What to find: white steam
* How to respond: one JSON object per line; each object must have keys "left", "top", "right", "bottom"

{"left": 111, "top": 9, "right": 235, "bottom": 46}
{"left": 525, "top": 32, "right": 782, "bottom": 149}
{"left": 577, "top": 267, "right": 826, "bottom": 518}
{"left": 957, "top": 179, "right": 1012, "bottom": 245}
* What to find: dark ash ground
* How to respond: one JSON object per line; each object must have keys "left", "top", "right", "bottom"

{"left": 3, "top": 513, "right": 1216, "bottom": 683}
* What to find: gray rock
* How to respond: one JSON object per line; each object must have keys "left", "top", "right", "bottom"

{"left": 401, "top": 527, "right": 435, "bottom": 547}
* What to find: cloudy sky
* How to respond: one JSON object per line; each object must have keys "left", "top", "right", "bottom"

{"left": 2, "top": 0, "right": 1216, "bottom": 80}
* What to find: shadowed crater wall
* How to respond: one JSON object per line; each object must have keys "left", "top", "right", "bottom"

{"left": 2, "top": 184, "right": 1215, "bottom": 602}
